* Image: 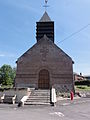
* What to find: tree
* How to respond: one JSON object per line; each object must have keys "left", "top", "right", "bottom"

{"left": 0, "top": 64, "right": 16, "bottom": 86}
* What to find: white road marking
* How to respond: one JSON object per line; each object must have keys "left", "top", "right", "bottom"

{"left": 14, "top": 108, "right": 17, "bottom": 110}
{"left": 50, "top": 112, "right": 64, "bottom": 117}
{"left": 63, "top": 103, "right": 70, "bottom": 106}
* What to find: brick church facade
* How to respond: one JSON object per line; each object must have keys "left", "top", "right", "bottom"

{"left": 15, "top": 12, "right": 74, "bottom": 92}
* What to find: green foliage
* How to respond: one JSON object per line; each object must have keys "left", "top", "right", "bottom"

{"left": 0, "top": 64, "right": 16, "bottom": 86}
{"left": 75, "top": 85, "right": 90, "bottom": 91}
{"left": 77, "top": 86, "right": 86, "bottom": 89}
{"left": 75, "top": 80, "right": 90, "bottom": 86}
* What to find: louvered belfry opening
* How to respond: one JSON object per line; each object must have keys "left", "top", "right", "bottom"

{"left": 36, "top": 22, "right": 54, "bottom": 42}
{"left": 36, "top": 12, "right": 54, "bottom": 43}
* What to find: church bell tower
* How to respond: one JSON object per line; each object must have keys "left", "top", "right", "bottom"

{"left": 36, "top": 11, "right": 54, "bottom": 43}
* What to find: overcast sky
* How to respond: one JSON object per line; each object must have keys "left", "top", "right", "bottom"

{"left": 0, "top": 0, "right": 90, "bottom": 75}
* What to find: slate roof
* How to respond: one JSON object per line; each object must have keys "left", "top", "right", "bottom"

{"left": 39, "top": 11, "right": 51, "bottom": 22}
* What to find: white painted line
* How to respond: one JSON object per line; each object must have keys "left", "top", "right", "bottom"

{"left": 50, "top": 112, "right": 64, "bottom": 117}
{"left": 63, "top": 103, "right": 70, "bottom": 106}
{"left": 14, "top": 108, "right": 17, "bottom": 110}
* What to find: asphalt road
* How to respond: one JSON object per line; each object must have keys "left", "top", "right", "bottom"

{"left": 0, "top": 98, "right": 90, "bottom": 120}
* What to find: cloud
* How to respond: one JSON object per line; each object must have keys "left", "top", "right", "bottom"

{"left": 0, "top": 54, "right": 5, "bottom": 57}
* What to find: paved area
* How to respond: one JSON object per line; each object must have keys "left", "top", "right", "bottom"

{"left": 0, "top": 98, "right": 90, "bottom": 120}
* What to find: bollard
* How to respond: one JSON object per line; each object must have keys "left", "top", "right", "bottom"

{"left": 18, "top": 101, "right": 23, "bottom": 107}
{"left": 70, "top": 91, "right": 74, "bottom": 101}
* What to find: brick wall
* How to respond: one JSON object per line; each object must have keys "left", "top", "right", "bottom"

{"left": 15, "top": 36, "right": 74, "bottom": 92}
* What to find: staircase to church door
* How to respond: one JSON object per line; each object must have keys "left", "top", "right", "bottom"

{"left": 24, "top": 89, "right": 50, "bottom": 105}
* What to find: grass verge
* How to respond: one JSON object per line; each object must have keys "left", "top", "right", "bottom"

{"left": 75, "top": 85, "right": 90, "bottom": 91}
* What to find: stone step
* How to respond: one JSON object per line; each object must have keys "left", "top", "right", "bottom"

{"left": 28, "top": 96, "right": 50, "bottom": 99}
{"left": 34, "top": 89, "right": 50, "bottom": 92}
{"left": 24, "top": 102, "right": 50, "bottom": 105}
{"left": 31, "top": 90, "right": 50, "bottom": 93}
{"left": 30, "top": 93, "right": 50, "bottom": 96}
{"left": 26, "top": 100, "right": 50, "bottom": 103}
{"left": 26, "top": 97, "right": 50, "bottom": 101}
{"left": 29, "top": 95, "right": 50, "bottom": 97}
{"left": 31, "top": 91, "right": 50, "bottom": 94}
{"left": 26, "top": 99, "right": 50, "bottom": 101}
{"left": 29, "top": 94, "right": 50, "bottom": 97}
{"left": 26, "top": 98, "right": 50, "bottom": 101}
{"left": 26, "top": 97, "right": 50, "bottom": 99}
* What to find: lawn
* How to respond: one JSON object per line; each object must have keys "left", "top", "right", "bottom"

{"left": 75, "top": 85, "right": 90, "bottom": 91}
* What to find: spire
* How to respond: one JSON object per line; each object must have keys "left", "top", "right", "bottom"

{"left": 39, "top": 0, "right": 51, "bottom": 22}
{"left": 39, "top": 11, "right": 51, "bottom": 22}
{"left": 36, "top": 0, "right": 54, "bottom": 43}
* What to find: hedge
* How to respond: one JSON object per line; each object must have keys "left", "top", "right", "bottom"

{"left": 75, "top": 80, "right": 90, "bottom": 86}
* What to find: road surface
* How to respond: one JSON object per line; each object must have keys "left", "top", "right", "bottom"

{"left": 0, "top": 98, "right": 90, "bottom": 120}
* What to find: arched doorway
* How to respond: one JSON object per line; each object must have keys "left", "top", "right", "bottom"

{"left": 38, "top": 69, "right": 50, "bottom": 89}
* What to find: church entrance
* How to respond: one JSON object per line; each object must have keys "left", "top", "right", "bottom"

{"left": 38, "top": 69, "right": 50, "bottom": 89}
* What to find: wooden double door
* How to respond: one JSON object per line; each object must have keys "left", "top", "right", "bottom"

{"left": 38, "top": 69, "right": 50, "bottom": 89}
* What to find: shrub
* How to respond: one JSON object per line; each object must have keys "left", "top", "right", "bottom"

{"left": 75, "top": 80, "right": 90, "bottom": 86}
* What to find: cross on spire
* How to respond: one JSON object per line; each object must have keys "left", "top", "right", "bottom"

{"left": 45, "top": 0, "right": 48, "bottom": 4}
{"left": 43, "top": 0, "right": 49, "bottom": 11}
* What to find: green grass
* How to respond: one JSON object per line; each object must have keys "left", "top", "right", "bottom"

{"left": 75, "top": 85, "right": 90, "bottom": 91}
{"left": 0, "top": 85, "right": 13, "bottom": 92}
{"left": 0, "top": 85, "right": 13, "bottom": 89}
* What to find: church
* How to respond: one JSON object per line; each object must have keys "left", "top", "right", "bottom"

{"left": 15, "top": 11, "right": 74, "bottom": 92}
